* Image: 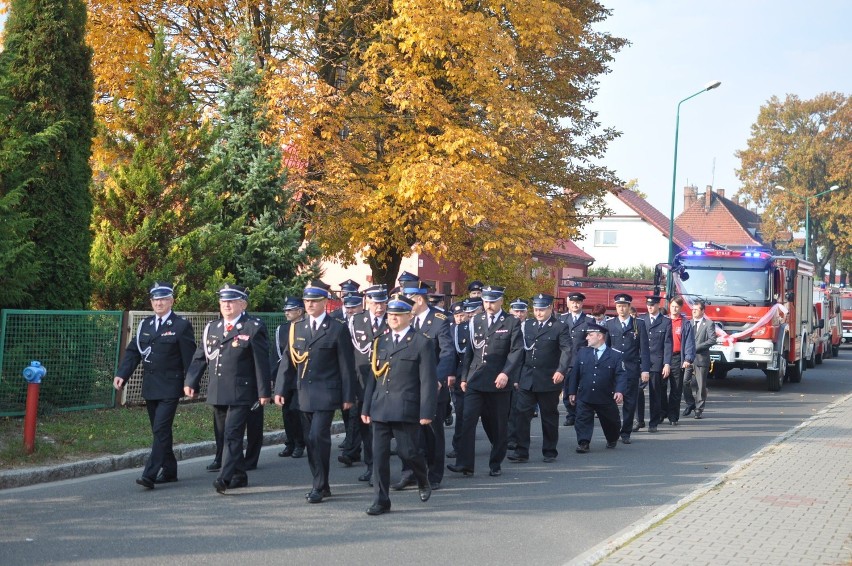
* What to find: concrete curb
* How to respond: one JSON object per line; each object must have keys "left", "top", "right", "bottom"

{"left": 564, "top": 391, "right": 852, "bottom": 566}
{"left": 0, "top": 422, "right": 345, "bottom": 491}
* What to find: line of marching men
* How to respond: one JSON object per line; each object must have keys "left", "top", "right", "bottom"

{"left": 115, "top": 275, "right": 714, "bottom": 516}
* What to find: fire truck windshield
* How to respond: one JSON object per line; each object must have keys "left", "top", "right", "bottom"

{"left": 841, "top": 296, "right": 852, "bottom": 310}
{"left": 675, "top": 267, "right": 770, "bottom": 304}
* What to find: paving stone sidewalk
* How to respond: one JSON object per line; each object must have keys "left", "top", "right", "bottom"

{"left": 570, "top": 392, "right": 852, "bottom": 566}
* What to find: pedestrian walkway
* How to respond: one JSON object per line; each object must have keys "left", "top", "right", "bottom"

{"left": 569, "top": 392, "right": 852, "bottom": 566}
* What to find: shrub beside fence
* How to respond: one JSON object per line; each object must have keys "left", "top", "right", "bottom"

{"left": 0, "top": 310, "right": 287, "bottom": 416}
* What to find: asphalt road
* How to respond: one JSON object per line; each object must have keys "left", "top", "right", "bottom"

{"left": 2, "top": 348, "right": 850, "bottom": 566}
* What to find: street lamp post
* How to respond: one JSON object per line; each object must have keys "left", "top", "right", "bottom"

{"left": 777, "top": 184, "right": 841, "bottom": 261}
{"left": 668, "top": 81, "right": 722, "bottom": 267}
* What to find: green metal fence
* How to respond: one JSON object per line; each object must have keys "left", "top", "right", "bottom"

{"left": 0, "top": 310, "right": 124, "bottom": 417}
{"left": 0, "top": 310, "right": 287, "bottom": 415}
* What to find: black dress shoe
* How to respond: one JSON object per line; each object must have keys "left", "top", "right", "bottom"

{"left": 154, "top": 473, "right": 178, "bottom": 484}
{"left": 278, "top": 446, "right": 294, "bottom": 457}
{"left": 563, "top": 417, "right": 575, "bottom": 426}
{"left": 206, "top": 460, "right": 221, "bottom": 472}
{"left": 418, "top": 484, "right": 432, "bottom": 502}
{"left": 632, "top": 420, "right": 645, "bottom": 432}
{"left": 306, "top": 489, "right": 324, "bottom": 503}
{"left": 291, "top": 447, "right": 305, "bottom": 458}
{"left": 683, "top": 404, "right": 695, "bottom": 417}
{"left": 447, "top": 464, "right": 474, "bottom": 476}
{"left": 391, "top": 475, "right": 417, "bottom": 490}
{"left": 136, "top": 476, "right": 155, "bottom": 489}
{"left": 542, "top": 456, "right": 557, "bottom": 463}
{"left": 507, "top": 453, "right": 529, "bottom": 463}
{"left": 213, "top": 479, "right": 228, "bottom": 494}
{"left": 358, "top": 470, "right": 372, "bottom": 482}
{"left": 444, "top": 414, "right": 454, "bottom": 427}
{"left": 488, "top": 468, "right": 502, "bottom": 477}
{"left": 228, "top": 476, "right": 248, "bottom": 489}
{"left": 606, "top": 441, "right": 617, "bottom": 449}
{"left": 648, "top": 425, "right": 658, "bottom": 433}
{"left": 446, "top": 450, "right": 457, "bottom": 459}
{"left": 338, "top": 454, "right": 354, "bottom": 467}
{"left": 304, "top": 487, "right": 331, "bottom": 498}
{"left": 506, "top": 442, "right": 518, "bottom": 451}
{"left": 620, "top": 435, "right": 631, "bottom": 444}
{"left": 366, "top": 503, "right": 390, "bottom": 516}
{"left": 694, "top": 410, "right": 703, "bottom": 419}
{"left": 576, "top": 442, "right": 590, "bottom": 454}
{"left": 430, "top": 482, "right": 441, "bottom": 491}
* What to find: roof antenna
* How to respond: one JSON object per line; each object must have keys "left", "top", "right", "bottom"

{"left": 711, "top": 157, "right": 716, "bottom": 188}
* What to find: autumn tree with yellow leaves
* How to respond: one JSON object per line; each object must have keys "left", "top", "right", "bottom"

{"left": 85, "top": 1, "right": 623, "bottom": 289}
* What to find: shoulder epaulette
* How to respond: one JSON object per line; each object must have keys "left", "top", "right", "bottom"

{"left": 334, "top": 317, "right": 347, "bottom": 324}
{"left": 434, "top": 312, "right": 447, "bottom": 320}
{"left": 612, "top": 348, "right": 623, "bottom": 354}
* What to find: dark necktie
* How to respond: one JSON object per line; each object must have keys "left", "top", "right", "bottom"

{"left": 394, "top": 334, "right": 400, "bottom": 346}
{"left": 595, "top": 348, "right": 601, "bottom": 361}
{"left": 622, "top": 320, "right": 628, "bottom": 330}
{"left": 373, "top": 317, "right": 379, "bottom": 333}
{"left": 573, "top": 316, "right": 578, "bottom": 325}
{"left": 156, "top": 317, "right": 163, "bottom": 331}
{"left": 312, "top": 320, "right": 318, "bottom": 336}
{"left": 490, "top": 315, "right": 496, "bottom": 328}
{"left": 414, "top": 317, "right": 421, "bottom": 331}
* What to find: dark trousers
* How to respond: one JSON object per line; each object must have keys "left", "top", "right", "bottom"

{"left": 451, "top": 386, "right": 465, "bottom": 451}
{"left": 213, "top": 403, "right": 263, "bottom": 465}
{"left": 142, "top": 398, "right": 179, "bottom": 480}
{"left": 635, "top": 371, "right": 664, "bottom": 427}
{"left": 620, "top": 371, "right": 641, "bottom": 437}
{"left": 301, "top": 410, "right": 334, "bottom": 491}
{"left": 575, "top": 399, "right": 621, "bottom": 444}
{"left": 281, "top": 392, "right": 305, "bottom": 449}
{"left": 214, "top": 404, "right": 250, "bottom": 483}
{"left": 455, "top": 389, "right": 510, "bottom": 472}
{"left": 343, "top": 399, "right": 373, "bottom": 469}
{"left": 664, "top": 354, "right": 684, "bottom": 422}
{"left": 561, "top": 380, "right": 577, "bottom": 419}
{"left": 424, "top": 386, "right": 448, "bottom": 484}
{"left": 339, "top": 407, "right": 352, "bottom": 450}
{"left": 507, "top": 387, "right": 520, "bottom": 445}
{"left": 372, "top": 420, "right": 428, "bottom": 507}
{"left": 514, "top": 388, "right": 560, "bottom": 459}
{"left": 683, "top": 364, "right": 708, "bottom": 412}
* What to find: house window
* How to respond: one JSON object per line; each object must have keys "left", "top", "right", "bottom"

{"left": 441, "top": 281, "right": 454, "bottom": 296}
{"left": 594, "top": 230, "right": 617, "bottom": 246}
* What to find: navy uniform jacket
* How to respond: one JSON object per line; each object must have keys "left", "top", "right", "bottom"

{"left": 362, "top": 331, "right": 437, "bottom": 423}
{"left": 461, "top": 310, "right": 524, "bottom": 391}
{"left": 274, "top": 314, "right": 357, "bottom": 412}
{"left": 450, "top": 320, "right": 470, "bottom": 376}
{"left": 413, "top": 306, "right": 456, "bottom": 384}
{"left": 605, "top": 316, "right": 651, "bottom": 374}
{"left": 272, "top": 319, "right": 299, "bottom": 397}
{"left": 349, "top": 312, "right": 389, "bottom": 394}
{"left": 185, "top": 313, "right": 271, "bottom": 405}
{"left": 567, "top": 346, "right": 628, "bottom": 404}
{"left": 672, "top": 313, "right": 696, "bottom": 363}
{"left": 643, "top": 314, "right": 673, "bottom": 372}
{"left": 117, "top": 313, "right": 196, "bottom": 400}
{"left": 519, "top": 316, "right": 573, "bottom": 392}
{"left": 559, "top": 312, "right": 590, "bottom": 352}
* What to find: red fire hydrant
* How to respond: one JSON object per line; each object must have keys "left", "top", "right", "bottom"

{"left": 22, "top": 361, "right": 46, "bottom": 455}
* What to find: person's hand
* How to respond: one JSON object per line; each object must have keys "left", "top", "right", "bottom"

{"left": 342, "top": 402, "right": 354, "bottom": 410}
{"left": 184, "top": 386, "right": 197, "bottom": 399}
{"left": 495, "top": 373, "right": 509, "bottom": 389}
{"left": 568, "top": 394, "right": 576, "bottom": 406}
{"left": 113, "top": 377, "right": 124, "bottom": 390}
{"left": 274, "top": 395, "right": 286, "bottom": 406}
{"left": 662, "top": 364, "right": 671, "bottom": 378}
{"left": 419, "top": 418, "right": 432, "bottom": 425}
{"left": 614, "top": 392, "right": 624, "bottom": 403}
{"left": 259, "top": 397, "right": 270, "bottom": 406}
{"left": 361, "top": 415, "right": 371, "bottom": 424}
{"left": 552, "top": 371, "right": 565, "bottom": 384}
{"left": 461, "top": 381, "right": 467, "bottom": 392}
{"left": 448, "top": 376, "right": 456, "bottom": 388}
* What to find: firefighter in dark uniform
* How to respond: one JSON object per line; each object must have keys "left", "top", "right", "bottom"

{"left": 604, "top": 293, "right": 650, "bottom": 444}
{"left": 467, "top": 280, "right": 484, "bottom": 299}
{"left": 361, "top": 294, "right": 437, "bottom": 515}
{"left": 330, "top": 279, "right": 361, "bottom": 453}
{"left": 447, "top": 300, "right": 468, "bottom": 459}
{"left": 506, "top": 298, "right": 529, "bottom": 451}
{"left": 274, "top": 280, "right": 357, "bottom": 504}
{"left": 448, "top": 285, "right": 524, "bottom": 477}
{"left": 567, "top": 323, "right": 627, "bottom": 452}
{"left": 275, "top": 297, "right": 306, "bottom": 459}
{"left": 558, "top": 291, "right": 589, "bottom": 426}
{"left": 509, "top": 293, "right": 573, "bottom": 463}
{"left": 341, "top": 284, "right": 390, "bottom": 483}
{"left": 184, "top": 284, "right": 271, "bottom": 494}
{"left": 329, "top": 278, "right": 361, "bottom": 321}
{"left": 636, "top": 295, "right": 672, "bottom": 433}
{"left": 115, "top": 281, "right": 196, "bottom": 489}
{"left": 396, "top": 279, "right": 454, "bottom": 491}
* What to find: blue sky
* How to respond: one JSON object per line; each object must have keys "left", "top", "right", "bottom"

{"left": 2, "top": 2, "right": 851, "bottom": 219}
{"left": 592, "top": 0, "right": 852, "bottom": 215}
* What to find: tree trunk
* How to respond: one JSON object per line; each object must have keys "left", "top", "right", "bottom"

{"left": 367, "top": 248, "right": 405, "bottom": 292}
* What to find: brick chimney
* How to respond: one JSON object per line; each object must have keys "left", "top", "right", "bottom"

{"left": 704, "top": 185, "right": 713, "bottom": 210}
{"left": 717, "top": 188, "right": 725, "bottom": 199}
{"left": 683, "top": 185, "right": 698, "bottom": 210}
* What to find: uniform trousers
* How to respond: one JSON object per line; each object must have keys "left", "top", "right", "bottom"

{"left": 281, "top": 391, "right": 305, "bottom": 449}
{"left": 506, "top": 388, "right": 521, "bottom": 446}
{"left": 213, "top": 403, "right": 263, "bottom": 466}
{"left": 301, "top": 410, "right": 335, "bottom": 491}
{"left": 451, "top": 386, "right": 465, "bottom": 451}
{"left": 214, "top": 404, "right": 251, "bottom": 483}
{"left": 619, "top": 370, "right": 641, "bottom": 438}
{"left": 372, "top": 420, "right": 428, "bottom": 507}
{"left": 514, "top": 389, "right": 560, "bottom": 459}
{"left": 342, "top": 398, "right": 373, "bottom": 469}
{"left": 636, "top": 371, "right": 664, "bottom": 427}
{"left": 455, "top": 389, "right": 510, "bottom": 472}
{"left": 400, "top": 385, "right": 447, "bottom": 485}
{"left": 562, "top": 380, "right": 577, "bottom": 419}
{"left": 664, "top": 353, "right": 684, "bottom": 422}
{"left": 683, "top": 364, "right": 709, "bottom": 412}
{"left": 142, "top": 398, "right": 179, "bottom": 479}
{"left": 575, "top": 399, "right": 621, "bottom": 444}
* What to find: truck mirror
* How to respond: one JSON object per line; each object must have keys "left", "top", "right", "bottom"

{"left": 786, "top": 291, "right": 795, "bottom": 302}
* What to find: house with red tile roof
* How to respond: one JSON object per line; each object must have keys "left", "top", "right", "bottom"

{"left": 577, "top": 186, "right": 694, "bottom": 269}
{"left": 675, "top": 185, "right": 764, "bottom": 247}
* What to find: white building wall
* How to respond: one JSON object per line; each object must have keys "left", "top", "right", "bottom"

{"left": 319, "top": 253, "right": 420, "bottom": 290}
{"left": 577, "top": 193, "right": 670, "bottom": 270}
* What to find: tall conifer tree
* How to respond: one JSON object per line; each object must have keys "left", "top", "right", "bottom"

{"left": 0, "top": 0, "right": 94, "bottom": 308}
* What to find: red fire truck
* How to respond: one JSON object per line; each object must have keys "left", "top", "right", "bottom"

{"left": 557, "top": 276, "right": 656, "bottom": 316}
{"left": 813, "top": 286, "right": 842, "bottom": 362}
{"left": 656, "top": 243, "right": 815, "bottom": 391}
{"left": 841, "top": 290, "right": 852, "bottom": 344}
